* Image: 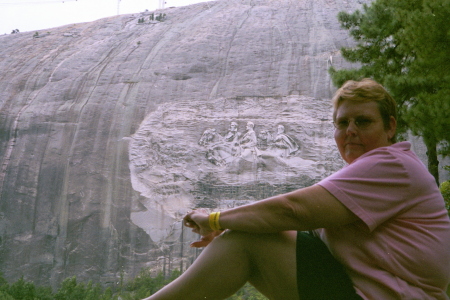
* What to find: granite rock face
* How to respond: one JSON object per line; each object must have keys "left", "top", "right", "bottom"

{"left": 0, "top": 0, "right": 371, "bottom": 287}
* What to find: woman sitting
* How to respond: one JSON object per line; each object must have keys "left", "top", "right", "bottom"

{"left": 144, "top": 79, "right": 450, "bottom": 300}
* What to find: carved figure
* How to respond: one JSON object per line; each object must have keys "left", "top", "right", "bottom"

{"left": 270, "top": 124, "right": 299, "bottom": 157}
{"left": 198, "top": 123, "right": 242, "bottom": 166}
{"left": 198, "top": 128, "right": 222, "bottom": 147}
{"left": 257, "top": 130, "right": 273, "bottom": 150}
{"left": 237, "top": 122, "right": 261, "bottom": 162}
{"left": 223, "top": 122, "right": 241, "bottom": 144}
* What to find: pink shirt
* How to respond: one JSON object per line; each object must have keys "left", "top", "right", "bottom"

{"left": 318, "top": 142, "right": 450, "bottom": 299}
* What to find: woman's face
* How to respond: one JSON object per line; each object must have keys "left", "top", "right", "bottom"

{"left": 334, "top": 100, "right": 396, "bottom": 164}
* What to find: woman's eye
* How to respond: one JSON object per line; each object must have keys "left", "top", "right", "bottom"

{"left": 333, "top": 120, "right": 349, "bottom": 129}
{"left": 355, "top": 118, "right": 372, "bottom": 128}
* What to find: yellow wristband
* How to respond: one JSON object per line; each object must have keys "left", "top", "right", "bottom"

{"left": 208, "top": 212, "right": 223, "bottom": 231}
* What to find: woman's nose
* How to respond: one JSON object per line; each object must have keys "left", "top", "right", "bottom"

{"left": 346, "top": 120, "right": 358, "bottom": 135}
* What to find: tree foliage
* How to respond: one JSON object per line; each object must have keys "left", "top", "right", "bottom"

{"left": 0, "top": 270, "right": 267, "bottom": 300}
{"left": 440, "top": 180, "right": 450, "bottom": 213}
{"left": 227, "top": 283, "right": 268, "bottom": 300}
{"left": 330, "top": 0, "right": 450, "bottom": 183}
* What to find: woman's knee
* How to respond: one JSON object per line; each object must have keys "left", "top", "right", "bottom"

{"left": 214, "top": 231, "right": 298, "bottom": 299}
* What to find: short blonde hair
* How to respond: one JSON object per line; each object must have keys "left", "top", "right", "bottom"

{"left": 332, "top": 78, "right": 397, "bottom": 142}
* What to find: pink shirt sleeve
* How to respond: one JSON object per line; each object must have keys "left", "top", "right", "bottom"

{"left": 317, "top": 143, "right": 450, "bottom": 299}
{"left": 319, "top": 145, "right": 425, "bottom": 232}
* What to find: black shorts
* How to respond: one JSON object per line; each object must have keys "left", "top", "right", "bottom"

{"left": 296, "top": 231, "right": 363, "bottom": 300}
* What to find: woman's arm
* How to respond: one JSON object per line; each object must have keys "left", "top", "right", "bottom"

{"left": 220, "top": 185, "right": 358, "bottom": 232}
{"left": 184, "top": 185, "right": 358, "bottom": 245}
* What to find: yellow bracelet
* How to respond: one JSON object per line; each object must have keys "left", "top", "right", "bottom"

{"left": 208, "top": 212, "right": 223, "bottom": 231}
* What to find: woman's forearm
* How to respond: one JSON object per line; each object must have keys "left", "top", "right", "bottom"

{"left": 217, "top": 185, "right": 357, "bottom": 233}
{"left": 218, "top": 195, "right": 305, "bottom": 233}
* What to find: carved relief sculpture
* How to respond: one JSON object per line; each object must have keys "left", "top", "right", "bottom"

{"left": 199, "top": 121, "right": 299, "bottom": 167}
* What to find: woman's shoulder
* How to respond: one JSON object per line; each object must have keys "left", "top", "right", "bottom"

{"left": 326, "top": 141, "right": 433, "bottom": 191}
{"left": 358, "top": 141, "right": 413, "bottom": 161}
{"left": 347, "top": 141, "right": 439, "bottom": 196}
{"left": 361, "top": 142, "right": 430, "bottom": 176}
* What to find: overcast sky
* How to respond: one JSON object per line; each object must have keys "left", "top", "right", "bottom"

{"left": 0, "top": 0, "right": 211, "bottom": 35}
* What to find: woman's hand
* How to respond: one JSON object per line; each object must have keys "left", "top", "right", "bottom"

{"left": 183, "top": 209, "right": 224, "bottom": 248}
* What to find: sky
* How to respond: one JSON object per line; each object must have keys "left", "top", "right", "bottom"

{"left": 0, "top": 0, "right": 211, "bottom": 35}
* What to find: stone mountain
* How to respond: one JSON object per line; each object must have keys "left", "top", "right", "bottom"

{"left": 0, "top": 0, "right": 377, "bottom": 288}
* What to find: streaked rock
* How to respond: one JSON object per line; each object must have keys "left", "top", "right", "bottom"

{"left": 0, "top": 0, "right": 372, "bottom": 287}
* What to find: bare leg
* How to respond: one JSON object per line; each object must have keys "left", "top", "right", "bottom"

{"left": 144, "top": 230, "right": 299, "bottom": 300}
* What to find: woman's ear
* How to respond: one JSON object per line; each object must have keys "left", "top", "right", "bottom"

{"left": 387, "top": 116, "right": 397, "bottom": 141}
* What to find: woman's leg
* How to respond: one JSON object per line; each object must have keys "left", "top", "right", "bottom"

{"left": 144, "top": 230, "right": 299, "bottom": 300}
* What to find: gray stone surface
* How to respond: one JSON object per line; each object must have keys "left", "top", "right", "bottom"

{"left": 0, "top": 0, "right": 377, "bottom": 288}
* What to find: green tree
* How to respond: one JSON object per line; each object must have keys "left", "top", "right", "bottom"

{"left": 226, "top": 283, "right": 268, "bottom": 300}
{"left": 330, "top": 0, "right": 450, "bottom": 184}
{"left": 0, "top": 273, "right": 13, "bottom": 300}
{"left": 440, "top": 180, "right": 450, "bottom": 212}
{"left": 54, "top": 277, "right": 103, "bottom": 300}
{"left": 7, "top": 277, "right": 37, "bottom": 300}
{"left": 121, "top": 268, "right": 182, "bottom": 299}
{"left": 0, "top": 290, "right": 15, "bottom": 300}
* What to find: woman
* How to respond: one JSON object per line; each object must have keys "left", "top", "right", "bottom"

{"left": 144, "top": 79, "right": 450, "bottom": 300}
